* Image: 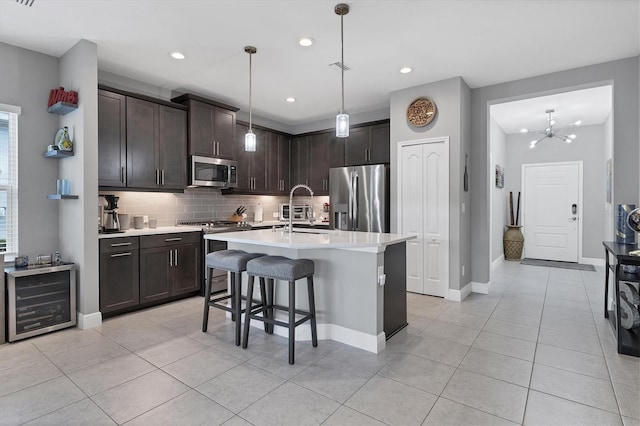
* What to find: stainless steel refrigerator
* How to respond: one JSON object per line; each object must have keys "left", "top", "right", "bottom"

{"left": 329, "top": 164, "right": 389, "bottom": 232}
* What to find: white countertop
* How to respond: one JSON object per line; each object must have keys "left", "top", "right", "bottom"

{"left": 98, "top": 226, "right": 202, "bottom": 239}
{"left": 204, "top": 228, "right": 415, "bottom": 251}
{"left": 248, "top": 220, "right": 330, "bottom": 228}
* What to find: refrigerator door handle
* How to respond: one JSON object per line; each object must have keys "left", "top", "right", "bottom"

{"left": 352, "top": 173, "right": 359, "bottom": 230}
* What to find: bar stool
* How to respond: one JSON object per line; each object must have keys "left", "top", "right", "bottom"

{"left": 202, "top": 249, "right": 265, "bottom": 346}
{"left": 242, "top": 255, "right": 317, "bottom": 364}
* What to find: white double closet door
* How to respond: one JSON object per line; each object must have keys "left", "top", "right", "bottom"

{"left": 399, "top": 137, "right": 449, "bottom": 297}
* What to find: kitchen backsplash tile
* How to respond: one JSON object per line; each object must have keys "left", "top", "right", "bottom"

{"left": 99, "top": 189, "right": 329, "bottom": 227}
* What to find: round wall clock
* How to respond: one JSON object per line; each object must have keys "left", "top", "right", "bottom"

{"left": 407, "top": 97, "right": 437, "bottom": 127}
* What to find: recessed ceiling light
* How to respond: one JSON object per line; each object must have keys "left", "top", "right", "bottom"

{"left": 298, "top": 37, "right": 314, "bottom": 47}
{"left": 399, "top": 67, "right": 412, "bottom": 74}
{"left": 286, "top": 97, "right": 296, "bottom": 103}
{"left": 520, "top": 128, "right": 528, "bottom": 133}
{"left": 169, "top": 51, "right": 185, "bottom": 60}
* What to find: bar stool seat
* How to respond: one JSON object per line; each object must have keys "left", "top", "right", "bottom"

{"left": 243, "top": 255, "right": 317, "bottom": 364}
{"left": 203, "top": 250, "right": 265, "bottom": 346}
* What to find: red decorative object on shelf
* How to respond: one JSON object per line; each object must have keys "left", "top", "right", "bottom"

{"left": 47, "top": 87, "right": 78, "bottom": 108}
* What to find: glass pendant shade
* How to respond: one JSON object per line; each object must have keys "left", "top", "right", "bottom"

{"left": 336, "top": 113, "right": 349, "bottom": 138}
{"left": 245, "top": 131, "right": 256, "bottom": 152}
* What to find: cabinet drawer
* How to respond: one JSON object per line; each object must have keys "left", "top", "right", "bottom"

{"left": 100, "top": 237, "right": 139, "bottom": 253}
{"left": 140, "top": 232, "right": 201, "bottom": 249}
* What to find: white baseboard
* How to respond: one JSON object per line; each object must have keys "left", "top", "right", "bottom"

{"left": 249, "top": 321, "right": 385, "bottom": 353}
{"left": 581, "top": 257, "right": 605, "bottom": 267}
{"left": 471, "top": 281, "right": 490, "bottom": 294}
{"left": 491, "top": 255, "right": 504, "bottom": 270}
{"left": 447, "top": 282, "right": 471, "bottom": 302}
{"left": 77, "top": 312, "right": 102, "bottom": 329}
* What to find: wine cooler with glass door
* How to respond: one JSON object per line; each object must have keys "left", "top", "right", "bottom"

{"left": 5, "top": 263, "right": 76, "bottom": 342}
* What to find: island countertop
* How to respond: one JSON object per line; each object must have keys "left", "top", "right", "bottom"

{"left": 204, "top": 228, "right": 415, "bottom": 252}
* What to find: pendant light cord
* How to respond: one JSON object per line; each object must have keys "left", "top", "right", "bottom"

{"left": 249, "top": 51, "right": 253, "bottom": 132}
{"left": 340, "top": 12, "right": 345, "bottom": 114}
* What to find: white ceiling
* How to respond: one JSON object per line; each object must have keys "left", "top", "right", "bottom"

{"left": 0, "top": 0, "right": 638, "bottom": 128}
{"left": 490, "top": 85, "right": 613, "bottom": 135}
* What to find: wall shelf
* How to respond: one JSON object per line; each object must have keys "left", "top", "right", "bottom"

{"left": 44, "top": 150, "right": 74, "bottom": 158}
{"left": 47, "top": 101, "right": 78, "bottom": 115}
{"left": 47, "top": 194, "right": 79, "bottom": 200}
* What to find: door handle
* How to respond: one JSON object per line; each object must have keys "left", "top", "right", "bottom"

{"left": 570, "top": 217, "right": 577, "bottom": 221}
{"left": 169, "top": 250, "right": 173, "bottom": 266}
{"left": 120, "top": 166, "right": 125, "bottom": 183}
{"left": 165, "top": 237, "right": 182, "bottom": 242}
{"left": 161, "top": 169, "right": 165, "bottom": 186}
{"left": 174, "top": 249, "right": 178, "bottom": 266}
{"left": 155, "top": 169, "right": 160, "bottom": 185}
{"left": 110, "top": 242, "right": 131, "bottom": 247}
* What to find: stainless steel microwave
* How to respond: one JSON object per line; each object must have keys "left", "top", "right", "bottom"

{"left": 190, "top": 155, "right": 237, "bottom": 188}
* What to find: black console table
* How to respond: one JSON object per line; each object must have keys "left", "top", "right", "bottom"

{"left": 603, "top": 242, "right": 640, "bottom": 357}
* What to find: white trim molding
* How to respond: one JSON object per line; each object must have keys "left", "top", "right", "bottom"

{"left": 77, "top": 312, "right": 102, "bottom": 329}
{"left": 249, "top": 321, "right": 385, "bottom": 353}
{"left": 491, "top": 255, "right": 504, "bottom": 270}
{"left": 581, "top": 257, "right": 605, "bottom": 267}
{"left": 471, "top": 281, "right": 490, "bottom": 294}
{"left": 447, "top": 282, "right": 472, "bottom": 302}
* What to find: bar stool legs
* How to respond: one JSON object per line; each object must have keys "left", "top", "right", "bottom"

{"left": 308, "top": 276, "right": 318, "bottom": 347}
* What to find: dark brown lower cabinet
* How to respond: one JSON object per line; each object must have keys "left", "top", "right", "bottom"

{"left": 99, "top": 237, "right": 140, "bottom": 314}
{"left": 140, "top": 232, "right": 201, "bottom": 303}
{"left": 99, "top": 232, "right": 201, "bottom": 316}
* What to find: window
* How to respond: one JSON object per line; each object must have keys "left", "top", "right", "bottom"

{"left": 0, "top": 103, "right": 20, "bottom": 258}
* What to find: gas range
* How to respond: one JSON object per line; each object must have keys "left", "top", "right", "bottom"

{"left": 176, "top": 219, "right": 252, "bottom": 234}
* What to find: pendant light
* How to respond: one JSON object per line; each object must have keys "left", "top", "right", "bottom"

{"left": 335, "top": 3, "right": 349, "bottom": 138}
{"left": 244, "top": 46, "right": 257, "bottom": 152}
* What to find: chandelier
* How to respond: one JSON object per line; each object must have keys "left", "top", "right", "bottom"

{"left": 523, "top": 109, "right": 581, "bottom": 149}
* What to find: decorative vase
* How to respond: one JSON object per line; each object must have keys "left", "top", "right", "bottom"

{"left": 56, "top": 126, "right": 73, "bottom": 151}
{"left": 504, "top": 225, "right": 524, "bottom": 260}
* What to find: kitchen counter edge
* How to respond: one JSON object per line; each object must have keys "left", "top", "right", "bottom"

{"left": 98, "top": 226, "right": 202, "bottom": 239}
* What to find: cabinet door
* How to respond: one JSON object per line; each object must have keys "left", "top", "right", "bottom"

{"left": 98, "top": 90, "right": 126, "bottom": 187}
{"left": 139, "top": 247, "right": 171, "bottom": 303}
{"left": 158, "top": 105, "right": 187, "bottom": 189}
{"left": 188, "top": 100, "right": 214, "bottom": 157}
{"left": 291, "top": 136, "right": 310, "bottom": 186}
{"left": 309, "top": 133, "right": 330, "bottom": 194}
{"left": 267, "top": 132, "right": 290, "bottom": 193}
{"left": 251, "top": 128, "right": 268, "bottom": 191}
{"left": 369, "top": 123, "right": 390, "bottom": 164}
{"left": 127, "top": 97, "right": 159, "bottom": 188}
{"left": 99, "top": 249, "right": 139, "bottom": 314}
{"left": 213, "top": 106, "right": 236, "bottom": 158}
{"left": 235, "top": 123, "right": 252, "bottom": 190}
{"left": 344, "top": 127, "right": 370, "bottom": 166}
{"left": 172, "top": 242, "right": 201, "bottom": 295}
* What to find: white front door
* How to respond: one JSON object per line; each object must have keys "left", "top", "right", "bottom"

{"left": 523, "top": 162, "right": 581, "bottom": 262}
{"left": 399, "top": 138, "right": 449, "bottom": 297}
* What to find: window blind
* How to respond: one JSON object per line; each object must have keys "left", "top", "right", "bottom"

{"left": 0, "top": 103, "right": 20, "bottom": 259}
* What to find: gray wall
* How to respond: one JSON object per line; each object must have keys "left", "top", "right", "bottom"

{"left": 489, "top": 116, "right": 507, "bottom": 262}
{"left": 0, "top": 42, "right": 60, "bottom": 258}
{"left": 471, "top": 57, "right": 639, "bottom": 284}
{"left": 59, "top": 40, "right": 100, "bottom": 320}
{"left": 389, "top": 76, "right": 471, "bottom": 291}
{"left": 505, "top": 124, "right": 605, "bottom": 259}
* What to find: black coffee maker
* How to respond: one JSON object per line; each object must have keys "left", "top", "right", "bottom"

{"left": 103, "top": 195, "right": 120, "bottom": 232}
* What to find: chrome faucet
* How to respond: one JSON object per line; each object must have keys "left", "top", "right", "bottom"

{"left": 288, "top": 184, "right": 314, "bottom": 234}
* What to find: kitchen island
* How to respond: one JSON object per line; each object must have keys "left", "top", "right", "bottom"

{"left": 204, "top": 228, "right": 415, "bottom": 353}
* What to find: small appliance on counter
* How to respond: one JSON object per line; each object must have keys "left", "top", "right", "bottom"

{"left": 101, "top": 194, "right": 123, "bottom": 233}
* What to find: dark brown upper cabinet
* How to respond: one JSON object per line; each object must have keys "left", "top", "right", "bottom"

{"left": 266, "top": 131, "right": 290, "bottom": 194}
{"left": 344, "top": 121, "right": 390, "bottom": 166}
{"left": 291, "top": 131, "right": 344, "bottom": 195}
{"left": 235, "top": 123, "right": 267, "bottom": 192}
{"left": 98, "top": 90, "right": 127, "bottom": 187}
{"left": 98, "top": 86, "right": 187, "bottom": 192}
{"left": 126, "top": 97, "right": 187, "bottom": 190}
{"left": 171, "top": 93, "right": 238, "bottom": 159}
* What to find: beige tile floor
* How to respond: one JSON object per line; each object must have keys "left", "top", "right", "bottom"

{"left": 1, "top": 262, "right": 639, "bottom": 425}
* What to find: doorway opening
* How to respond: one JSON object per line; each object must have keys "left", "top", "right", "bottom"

{"left": 488, "top": 84, "right": 613, "bottom": 279}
